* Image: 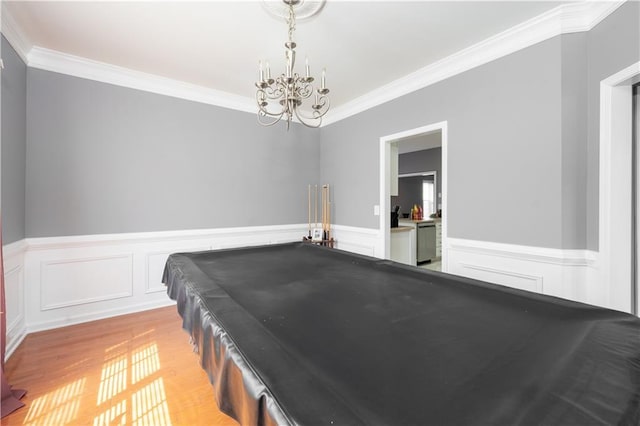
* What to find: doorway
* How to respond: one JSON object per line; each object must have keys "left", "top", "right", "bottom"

{"left": 379, "top": 122, "right": 448, "bottom": 271}
{"left": 634, "top": 82, "right": 639, "bottom": 315}
{"left": 600, "top": 62, "right": 639, "bottom": 315}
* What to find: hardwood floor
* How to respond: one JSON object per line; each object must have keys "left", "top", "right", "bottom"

{"left": 3, "top": 306, "right": 238, "bottom": 426}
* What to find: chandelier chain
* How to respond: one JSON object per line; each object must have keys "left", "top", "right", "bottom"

{"left": 287, "top": 4, "right": 296, "bottom": 44}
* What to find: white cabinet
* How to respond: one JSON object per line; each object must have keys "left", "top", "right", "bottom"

{"left": 390, "top": 226, "right": 416, "bottom": 265}
{"left": 390, "top": 143, "right": 399, "bottom": 196}
{"left": 398, "top": 219, "right": 441, "bottom": 265}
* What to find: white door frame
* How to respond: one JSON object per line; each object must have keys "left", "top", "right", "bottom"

{"left": 635, "top": 83, "right": 639, "bottom": 316}
{"left": 599, "top": 61, "right": 640, "bottom": 314}
{"left": 379, "top": 122, "right": 448, "bottom": 270}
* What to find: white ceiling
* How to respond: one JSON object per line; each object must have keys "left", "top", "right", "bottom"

{"left": 4, "top": 0, "right": 572, "bottom": 111}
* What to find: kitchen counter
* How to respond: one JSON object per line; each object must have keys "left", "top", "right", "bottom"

{"left": 399, "top": 218, "right": 441, "bottom": 224}
{"left": 391, "top": 226, "right": 413, "bottom": 233}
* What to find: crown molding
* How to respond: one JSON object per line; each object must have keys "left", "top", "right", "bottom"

{"left": 1, "top": 2, "right": 32, "bottom": 64}
{"left": 1, "top": 0, "right": 627, "bottom": 125}
{"left": 582, "top": 0, "right": 629, "bottom": 31}
{"left": 27, "top": 46, "right": 256, "bottom": 113}
{"left": 559, "top": 0, "right": 628, "bottom": 33}
{"left": 323, "top": 0, "right": 626, "bottom": 126}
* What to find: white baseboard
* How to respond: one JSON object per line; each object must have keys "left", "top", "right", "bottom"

{"left": 28, "top": 298, "right": 177, "bottom": 334}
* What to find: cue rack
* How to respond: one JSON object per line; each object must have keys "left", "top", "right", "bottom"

{"left": 303, "top": 184, "right": 335, "bottom": 248}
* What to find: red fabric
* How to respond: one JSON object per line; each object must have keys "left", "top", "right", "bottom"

{"left": 1, "top": 218, "right": 26, "bottom": 418}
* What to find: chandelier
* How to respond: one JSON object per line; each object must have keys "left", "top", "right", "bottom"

{"left": 256, "top": 0, "right": 330, "bottom": 129}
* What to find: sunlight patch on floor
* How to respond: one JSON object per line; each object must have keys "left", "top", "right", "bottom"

{"left": 92, "top": 340, "right": 171, "bottom": 425}
{"left": 93, "top": 400, "right": 127, "bottom": 426}
{"left": 132, "top": 378, "right": 171, "bottom": 425}
{"left": 24, "top": 378, "right": 86, "bottom": 425}
{"left": 132, "top": 343, "right": 160, "bottom": 385}
{"left": 97, "top": 355, "right": 128, "bottom": 404}
{"left": 14, "top": 325, "right": 173, "bottom": 426}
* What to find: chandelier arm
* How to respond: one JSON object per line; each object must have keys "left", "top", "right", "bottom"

{"left": 293, "top": 105, "right": 322, "bottom": 128}
{"left": 259, "top": 105, "right": 291, "bottom": 118}
{"left": 295, "top": 80, "right": 314, "bottom": 99}
{"left": 315, "top": 95, "right": 331, "bottom": 116}
{"left": 257, "top": 86, "right": 289, "bottom": 117}
{"left": 258, "top": 106, "right": 288, "bottom": 118}
{"left": 258, "top": 111, "right": 286, "bottom": 127}
{"left": 263, "top": 82, "right": 286, "bottom": 101}
{"left": 294, "top": 95, "right": 331, "bottom": 121}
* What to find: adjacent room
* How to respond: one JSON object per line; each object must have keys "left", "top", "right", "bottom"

{"left": 2, "top": 1, "right": 640, "bottom": 424}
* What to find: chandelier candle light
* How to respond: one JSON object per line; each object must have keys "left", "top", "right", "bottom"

{"left": 256, "top": 0, "right": 330, "bottom": 129}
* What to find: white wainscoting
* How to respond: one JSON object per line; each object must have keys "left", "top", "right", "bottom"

{"left": 3, "top": 240, "right": 28, "bottom": 359}
{"left": 326, "top": 230, "right": 604, "bottom": 309}
{"left": 4, "top": 224, "right": 379, "bottom": 357}
{"left": 40, "top": 254, "right": 134, "bottom": 310}
{"left": 330, "top": 225, "right": 382, "bottom": 258}
{"left": 446, "top": 238, "right": 603, "bottom": 309}
{"left": 347, "top": 228, "right": 605, "bottom": 309}
{"left": 1, "top": 224, "right": 308, "bottom": 359}
{"left": 3, "top": 225, "right": 612, "bottom": 361}
{"left": 4, "top": 223, "right": 382, "bottom": 359}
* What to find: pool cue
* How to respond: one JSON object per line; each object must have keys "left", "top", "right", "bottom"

{"left": 307, "top": 184, "right": 311, "bottom": 238}
{"left": 329, "top": 186, "right": 332, "bottom": 240}
{"left": 325, "top": 185, "right": 329, "bottom": 238}
{"left": 321, "top": 185, "right": 324, "bottom": 233}
{"left": 320, "top": 185, "right": 324, "bottom": 240}
{"left": 327, "top": 184, "right": 331, "bottom": 240}
{"left": 315, "top": 184, "right": 318, "bottom": 229}
{"left": 323, "top": 185, "right": 328, "bottom": 237}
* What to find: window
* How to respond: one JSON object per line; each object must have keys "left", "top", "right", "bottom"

{"left": 423, "top": 180, "right": 435, "bottom": 215}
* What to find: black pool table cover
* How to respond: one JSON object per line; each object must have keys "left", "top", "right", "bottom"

{"left": 163, "top": 242, "right": 640, "bottom": 426}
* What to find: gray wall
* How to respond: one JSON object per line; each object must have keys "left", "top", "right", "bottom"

{"left": 560, "top": 33, "right": 588, "bottom": 249}
{"left": 26, "top": 69, "right": 320, "bottom": 237}
{"left": 1, "top": 35, "right": 27, "bottom": 244}
{"left": 6, "top": 2, "right": 639, "bottom": 247}
{"left": 321, "top": 35, "right": 564, "bottom": 248}
{"left": 320, "top": 2, "right": 639, "bottom": 250}
{"left": 585, "top": 1, "right": 640, "bottom": 250}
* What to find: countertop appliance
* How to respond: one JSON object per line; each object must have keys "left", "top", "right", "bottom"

{"left": 391, "top": 205, "right": 400, "bottom": 228}
{"left": 417, "top": 222, "right": 436, "bottom": 263}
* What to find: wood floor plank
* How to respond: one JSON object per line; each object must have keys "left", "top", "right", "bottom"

{"left": 3, "top": 306, "right": 238, "bottom": 426}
